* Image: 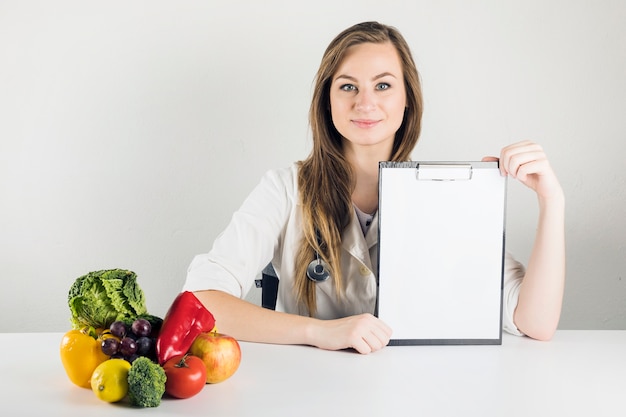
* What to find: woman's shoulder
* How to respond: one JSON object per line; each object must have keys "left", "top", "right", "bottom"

{"left": 261, "top": 163, "right": 300, "bottom": 190}
{"left": 253, "top": 162, "right": 301, "bottom": 203}
{"left": 266, "top": 162, "right": 299, "bottom": 178}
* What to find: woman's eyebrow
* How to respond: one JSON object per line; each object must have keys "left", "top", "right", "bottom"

{"left": 334, "top": 72, "right": 398, "bottom": 82}
{"left": 372, "top": 72, "right": 398, "bottom": 80}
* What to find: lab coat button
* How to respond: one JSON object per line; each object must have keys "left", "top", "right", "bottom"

{"left": 359, "top": 265, "right": 370, "bottom": 276}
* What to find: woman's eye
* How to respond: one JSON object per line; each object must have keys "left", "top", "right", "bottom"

{"left": 340, "top": 84, "right": 357, "bottom": 92}
{"left": 376, "top": 83, "right": 391, "bottom": 91}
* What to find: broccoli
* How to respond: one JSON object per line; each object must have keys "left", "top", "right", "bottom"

{"left": 127, "top": 357, "right": 167, "bottom": 407}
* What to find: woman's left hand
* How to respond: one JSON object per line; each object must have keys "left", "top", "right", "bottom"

{"left": 484, "top": 141, "right": 565, "bottom": 341}
{"left": 483, "top": 140, "right": 563, "bottom": 202}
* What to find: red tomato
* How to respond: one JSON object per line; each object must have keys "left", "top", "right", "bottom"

{"left": 163, "top": 354, "right": 207, "bottom": 399}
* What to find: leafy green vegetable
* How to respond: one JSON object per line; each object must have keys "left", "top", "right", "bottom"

{"left": 127, "top": 357, "right": 167, "bottom": 407}
{"left": 68, "top": 269, "right": 148, "bottom": 330}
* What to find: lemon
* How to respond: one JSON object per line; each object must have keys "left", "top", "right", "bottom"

{"left": 91, "top": 359, "right": 132, "bottom": 403}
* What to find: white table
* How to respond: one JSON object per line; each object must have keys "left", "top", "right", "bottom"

{"left": 0, "top": 331, "right": 624, "bottom": 416}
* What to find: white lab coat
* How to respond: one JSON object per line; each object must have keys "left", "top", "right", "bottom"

{"left": 183, "top": 164, "right": 525, "bottom": 335}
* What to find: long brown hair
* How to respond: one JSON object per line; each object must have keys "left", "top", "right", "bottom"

{"left": 295, "top": 21, "right": 424, "bottom": 316}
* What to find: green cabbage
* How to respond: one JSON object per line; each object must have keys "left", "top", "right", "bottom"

{"left": 68, "top": 268, "right": 148, "bottom": 329}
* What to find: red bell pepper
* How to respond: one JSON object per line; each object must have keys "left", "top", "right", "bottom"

{"left": 156, "top": 291, "right": 216, "bottom": 365}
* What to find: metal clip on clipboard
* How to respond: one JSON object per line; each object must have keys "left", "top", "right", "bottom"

{"left": 416, "top": 163, "right": 473, "bottom": 181}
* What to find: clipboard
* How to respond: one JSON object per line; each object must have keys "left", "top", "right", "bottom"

{"left": 376, "top": 161, "right": 506, "bottom": 345}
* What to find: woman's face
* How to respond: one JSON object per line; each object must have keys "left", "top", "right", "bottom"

{"left": 329, "top": 42, "right": 407, "bottom": 156}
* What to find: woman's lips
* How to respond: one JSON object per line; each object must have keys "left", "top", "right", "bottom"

{"left": 351, "top": 119, "right": 380, "bottom": 129}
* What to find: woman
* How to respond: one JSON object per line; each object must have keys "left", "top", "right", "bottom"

{"left": 183, "top": 21, "right": 565, "bottom": 354}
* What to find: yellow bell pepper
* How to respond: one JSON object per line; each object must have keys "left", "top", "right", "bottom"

{"left": 60, "top": 328, "right": 110, "bottom": 388}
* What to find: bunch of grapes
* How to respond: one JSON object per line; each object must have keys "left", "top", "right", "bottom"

{"left": 101, "top": 318, "right": 157, "bottom": 363}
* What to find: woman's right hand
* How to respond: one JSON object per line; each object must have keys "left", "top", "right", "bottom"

{"left": 307, "top": 313, "right": 392, "bottom": 354}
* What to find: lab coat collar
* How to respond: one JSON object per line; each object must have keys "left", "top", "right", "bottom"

{"left": 341, "top": 209, "right": 378, "bottom": 268}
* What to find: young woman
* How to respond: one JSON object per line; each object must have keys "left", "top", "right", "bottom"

{"left": 183, "top": 21, "right": 565, "bottom": 354}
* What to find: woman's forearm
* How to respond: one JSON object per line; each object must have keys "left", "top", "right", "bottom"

{"left": 193, "top": 289, "right": 316, "bottom": 345}
{"left": 514, "top": 191, "right": 566, "bottom": 340}
{"left": 192, "top": 289, "right": 392, "bottom": 354}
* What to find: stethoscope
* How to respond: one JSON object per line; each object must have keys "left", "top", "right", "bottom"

{"left": 306, "top": 230, "right": 331, "bottom": 282}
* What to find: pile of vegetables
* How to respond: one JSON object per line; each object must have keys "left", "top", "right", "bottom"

{"left": 60, "top": 268, "right": 231, "bottom": 408}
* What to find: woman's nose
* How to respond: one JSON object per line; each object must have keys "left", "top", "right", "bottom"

{"left": 355, "top": 90, "right": 376, "bottom": 112}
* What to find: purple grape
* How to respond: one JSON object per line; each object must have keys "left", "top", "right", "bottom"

{"left": 101, "top": 337, "right": 120, "bottom": 356}
{"left": 135, "top": 336, "right": 152, "bottom": 356}
{"left": 131, "top": 319, "right": 152, "bottom": 337}
{"left": 109, "top": 321, "right": 127, "bottom": 338}
{"left": 119, "top": 337, "right": 137, "bottom": 357}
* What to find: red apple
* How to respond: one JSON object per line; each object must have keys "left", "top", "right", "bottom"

{"left": 189, "top": 331, "right": 241, "bottom": 384}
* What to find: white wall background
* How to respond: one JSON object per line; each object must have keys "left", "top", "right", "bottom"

{"left": 1, "top": 0, "right": 624, "bottom": 332}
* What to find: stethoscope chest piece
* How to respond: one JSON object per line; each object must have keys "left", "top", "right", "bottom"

{"left": 306, "top": 254, "right": 330, "bottom": 282}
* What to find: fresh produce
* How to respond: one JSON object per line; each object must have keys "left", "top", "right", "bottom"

{"left": 163, "top": 354, "right": 207, "bottom": 399}
{"left": 131, "top": 318, "right": 152, "bottom": 337}
{"left": 119, "top": 314, "right": 163, "bottom": 337}
{"left": 91, "top": 358, "right": 132, "bottom": 403}
{"left": 60, "top": 328, "right": 110, "bottom": 388}
{"left": 189, "top": 331, "right": 241, "bottom": 384}
{"left": 61, "top": 270, "right": 243, "bottom": 407}
{"left": 101, "top": 337, "right": 121, "bottom": 356}
{"left": 101, "top": 318, "right": 161, "bottom": 363}
{"left": 67, "top": 269, "right": 149, "bottom": 330}
{"left": 156, "top": 291, "right": 216, "bottom": 365}
{"left": 127, "top": 356, "right": 167, "bottom": 407}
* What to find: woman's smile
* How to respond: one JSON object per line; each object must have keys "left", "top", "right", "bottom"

{"left": 351, "top": 119, "right": 381, "bottom": 129}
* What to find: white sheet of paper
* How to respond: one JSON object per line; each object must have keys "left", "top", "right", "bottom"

{"left": 377, "top": 162, "right": 506, "bottom": 344}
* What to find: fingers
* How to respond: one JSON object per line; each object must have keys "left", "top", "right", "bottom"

{"left": 499, "top": 141, "right": 547, "bottom": 179}
{"left": 352, "top": 317, "right": 392, "bottom": 354}
{"left": 483, "top": 141, "right": 548, "bottom": 180}
{"left": 315, "top": 314, "right": 392, "bottom": 354}
{"left": 514, "top": 158, "right": 551, "bottom": 182}
{"left": 495, "top": 140, "right": 563, "bottom": 200}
